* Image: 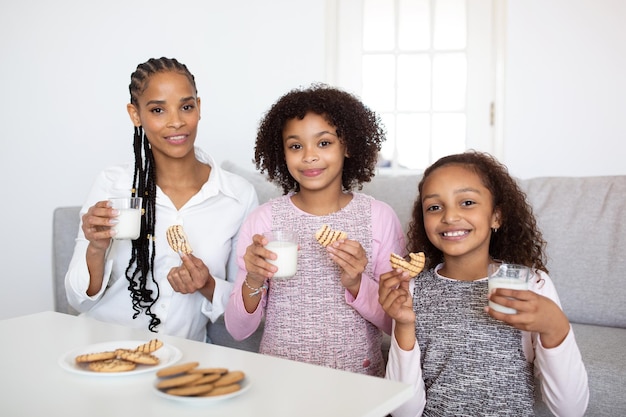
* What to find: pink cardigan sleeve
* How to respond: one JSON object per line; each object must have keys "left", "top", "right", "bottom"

{"left": 224, "top": 203, "right": 272, "bottom": 341}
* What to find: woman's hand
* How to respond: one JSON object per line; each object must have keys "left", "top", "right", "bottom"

{"left": 486, "top": 289, "right": 570, "bottom": 348}
{"left": 326, "top": 239, "right": 367, "bottom": 297}
{"left": 167, "top": 253, "right": 215, "bottom": 300}
{"left": 81, "top": 200, "right": 117, "bottom": 252}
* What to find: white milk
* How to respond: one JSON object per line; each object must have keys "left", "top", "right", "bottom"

{"left": 488, "top": 278, "right": 528, "bottom": 314}
{"left": 265, "top": 240, "right": 298, "bottom": 279}
{"left": 113, "top": 208, "right": 141, "bottom": 240}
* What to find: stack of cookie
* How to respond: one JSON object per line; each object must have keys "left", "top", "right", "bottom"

{"left": 155, "top": 362, "right": 246, "bottom": 397}
{"left": 75, "top": 339, "right": 162, "bottom": 373}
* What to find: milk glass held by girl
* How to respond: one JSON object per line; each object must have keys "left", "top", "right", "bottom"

{"left": 379, "top": 151, "right": 589, "bottom": 416}
{"left": 224, "top": 84, "right": 405, "bottom": 376}
{"left": 65, "top": 58, "right": 258, "bottom": 341}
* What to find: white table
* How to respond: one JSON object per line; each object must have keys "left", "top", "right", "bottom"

{"left": 0, "top": 312, "right": 412, "bottom": 416}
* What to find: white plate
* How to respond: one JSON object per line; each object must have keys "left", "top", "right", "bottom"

{"left": 153, "top": 377, "right": 251, "bottom": 404}
{"left": 58, "top": 340, "right": 182, "bottom": 376}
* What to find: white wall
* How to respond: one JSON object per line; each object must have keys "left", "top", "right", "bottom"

{"left": 504, "top": 0, "right": 626, "bottom": 178}
{"left": 0, "top": 0, "right": 327, "bottom": 319}
{"left": 0, "top": 0, "right": 624, "bottom": 319}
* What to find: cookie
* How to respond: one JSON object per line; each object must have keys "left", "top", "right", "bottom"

{"left": 156, "top": 373, "right": 203, "bottom": 389}
{"left": 75, "top": 351, "right": 117, "bottom": 363}
{"left": 188, "top": 367, "right": 229, "bottom": 375}
{"left": 201, "top": 383, "right": 241, "bottom": 397}
{"left": 156, "top": 361, "right": 200, "bottom": 378}
{"left": 117, "top": 350, "right": 160, "bottom": 365}
{"left": 135, "top": 338, "right": 163, "bottom": 353}
{"left": 165, "top": 383, "right": 216, "bottom": 396}
{"left": 166, "top": 225, "right": 193, "bottom": 254}
{"left": 390, "top": 252, "right": 425, "bottom": 277}
{"left": 88, "top": 358, "right": 137, "bottom": 373}
{"left": 214, "top": 370, "right": 245, "bottom": 387}
{"left": 315, "top": 224, "right": 347, "bottom": 247}
{"left": 189, "top": 373, "right": 223, "bottom": 385}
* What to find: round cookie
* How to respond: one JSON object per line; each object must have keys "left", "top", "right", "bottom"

{"left": 165, "top": 383, "right": 216, "bottom": 396}
{"left": 390, "top": 252, "right": 425, "bottom": 277}
{"left": 156, "top": 361, "right": 200, "bottom": 378}
{"left": 156, "top": 373, "right": 203, "bottom": 389}
{"left": 135, "top": 338, "right": 163, "bottom": 353}
{"left": 188, "top": 367, "right": 229, "bottom": 375}
{"left": 75, "top": 351, "right": 117, "bottom": 363}
{"left": 214, "top": 370, "right": 245, "bottom": 387}
{"left": 117, "top": 350, "right": 160, "bottom": 365}
{"left": 315, "top": 224, "right": 348, "bottom": 247}
{"left": 189, "top": 373, "right": 223, "bottom": 385}
{"left": 202, "top": 383, "right": 241, "bottom": 397}
{"left": 166, "top": 225, "right": 193, "bottom": 254}
{"left": 88, "top": 358, "right": 137, "bottom": 373}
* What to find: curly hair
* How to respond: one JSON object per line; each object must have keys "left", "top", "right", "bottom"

{"left": 407, "top": 151, "right": 548, "bottom": 273}
{"left": 254, "top": 83, "right": 385, "bottom": 193}
{"left": 125, "top": 57, "right": 198, "bottom": 332}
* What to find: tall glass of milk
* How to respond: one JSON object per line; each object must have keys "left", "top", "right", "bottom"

{"left": 487, "top": 262, "right": 531, "bottom": 314}
{"left": 263, "top": 230, "right": 298, "bottom": 279}
{"left": 109, "top": 197, "right": 143, "bottom": 240}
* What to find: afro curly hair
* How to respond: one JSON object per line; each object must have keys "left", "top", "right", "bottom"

{"left": 254, "top": 83, "right": 386, "bottom": 194}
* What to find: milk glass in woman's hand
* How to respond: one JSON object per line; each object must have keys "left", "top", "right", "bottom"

{"left": 488, "top": 262, "right": 531, "bottom": 314}
{"left": 109, "top": 197, "right": 142, "bottom": 240}
{"left": 264, "top": 230, "right": 298, "bottom": 279}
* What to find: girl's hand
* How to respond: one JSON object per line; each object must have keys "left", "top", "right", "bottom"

{"left": 486, "top": 289, "right": 571, "bottom": 348}
{"left": 81, "top": 200, "right": 117, "bottom": 252}
{"left": 378, "top": 269, "right": 415, "bottom": 325}
{"left": 243, "top": 234, "right": 278, "bottom": 287}
{"left": 326, "top": 239, "right": 367, "bottom": 296}
{"left": 379, "top": 269, "right": 417, "bottom": 350}
{"left": 167, "top": 253, "right": 214, "bottom": 296}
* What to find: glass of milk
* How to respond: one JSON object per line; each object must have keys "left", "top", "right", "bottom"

{"left": 109, "top": 197, "right": 143, "bottom": 240}
{"left": 263, "top": 230, "right": 298, "bottom": 279}
{"left": 487, "top": 262, "right": 531, "bottom": 314}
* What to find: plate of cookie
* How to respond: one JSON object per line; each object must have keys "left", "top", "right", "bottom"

{"left": 58, "top": 338, "right": 182, "bottom": 376}
{"left": 153, "top": 362, "right": 251, "bottom": 403}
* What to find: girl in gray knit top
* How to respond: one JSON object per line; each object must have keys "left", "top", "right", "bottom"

{"left": 379, "top": 151, "right": 588, "bottom": 417}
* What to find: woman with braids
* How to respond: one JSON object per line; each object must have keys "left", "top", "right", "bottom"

{"left": 379, "top": 151, "right": 588, "bottom": 416}
{"left": 224, "top": 84, "right": 405, "bottom": 376}
{"left": 65, "top": 57, "right": 258, "bottom": 341}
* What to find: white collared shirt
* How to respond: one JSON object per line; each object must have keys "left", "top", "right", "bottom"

{"left": 65, "top": 148, "right": 258, "bottom": 341}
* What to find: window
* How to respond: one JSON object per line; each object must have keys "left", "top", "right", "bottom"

{"left": 329, "top": 0, "right": 498, "bottom": 172}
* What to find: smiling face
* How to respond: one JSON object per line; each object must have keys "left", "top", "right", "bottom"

{"left": 421, "top": 164, "right": 501, "bottom": 264}
{"left": 126, "top": 71, "right": 201, "bottom": 162}
{"left": 282, "top": 112, "right": 347, "bottom": 194}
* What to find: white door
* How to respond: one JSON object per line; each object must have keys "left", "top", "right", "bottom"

{"left": 330, "top": 0, "right": 499, "bottom": 172}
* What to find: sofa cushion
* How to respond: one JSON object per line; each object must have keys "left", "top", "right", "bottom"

{"left": 519, "top": 176, "right": 626, "bottom": 328}
{"left": 221, "top": 160, "right": 282, "bottom": 205}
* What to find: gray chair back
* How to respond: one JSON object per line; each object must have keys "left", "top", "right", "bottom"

{"left": 52, "top": 206, "right": 81, "bottom": 315}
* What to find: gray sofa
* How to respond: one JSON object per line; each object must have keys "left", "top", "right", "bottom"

{"left": 53, "top": 161, "right": 626, "bottom": 415}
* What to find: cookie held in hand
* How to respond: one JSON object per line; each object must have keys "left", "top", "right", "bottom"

{"left": 315, "top": 224, "right": 348, "bottom": 247}
{"left": 166, "top": 225, "right": 193, "bottom": 255}
{"left": 390, "top": 252, "right": 425, "bottom": 277}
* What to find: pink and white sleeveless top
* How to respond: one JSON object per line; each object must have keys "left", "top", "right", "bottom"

{"left": 260, "top": 193, "right": 384, "bottom": 376}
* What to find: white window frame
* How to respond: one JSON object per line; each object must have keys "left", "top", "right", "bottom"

{"left": 325, "top": 0, "right": 507, "bottom": 172}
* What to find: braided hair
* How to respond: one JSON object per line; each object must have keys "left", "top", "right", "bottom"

{"left": 127, "top": 57, "right": 198, "bottom": 332}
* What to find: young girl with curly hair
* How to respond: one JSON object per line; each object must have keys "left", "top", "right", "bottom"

{"left": 224, "top": 84, "right": 405, "bottom": 376}
{"left": 379, "top": 151, "right": 589, "bottom": 416}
